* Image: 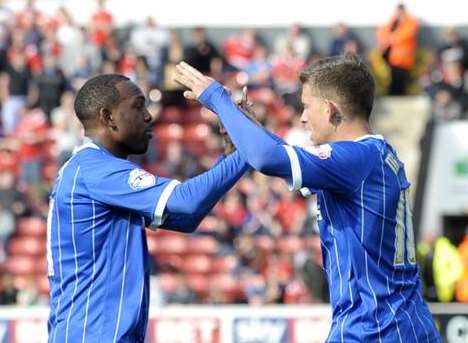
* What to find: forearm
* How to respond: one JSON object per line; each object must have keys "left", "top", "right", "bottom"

{"left": 162, "top": 150, "right": 249, "bottom": 232}
{"left": 199, "top": 81, "right": 291, "bottom": 178}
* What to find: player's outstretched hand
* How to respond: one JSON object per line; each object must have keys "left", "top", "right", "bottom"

{"left": 236, "top": 86, "right": 261, "bottom": 127}
{"left": 174, "top": 61, "right": 214, "bottom": 100}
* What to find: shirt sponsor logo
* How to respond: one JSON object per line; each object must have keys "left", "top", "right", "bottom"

{"left": 128, "top": 168, "right": 156, "bottom": 190}
{"left": 305, "top": 144, "right": 333, "bottom": 160}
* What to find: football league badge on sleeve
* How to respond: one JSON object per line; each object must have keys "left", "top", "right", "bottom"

{"left": 128, "top": 168, "right": 156, "bottom": 190}
{"left": 306, "top": 144, "right": 333, "bottom": 160}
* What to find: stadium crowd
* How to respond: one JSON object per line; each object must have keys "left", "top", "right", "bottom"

{"left": 0, "top": 0, "right": 467, "bottom": 306}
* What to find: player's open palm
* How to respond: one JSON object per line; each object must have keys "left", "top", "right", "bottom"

{"left": 174, "top": 61, "right": 214, "bottom": 100}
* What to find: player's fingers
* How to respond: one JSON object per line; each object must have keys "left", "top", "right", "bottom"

{"left": 173, "top": 71, "right": 195, "bottom": 89}
{"left": 180, "top": 61, "right": 206, "bottom": 81}
{"left": 183, "top": 90, "right": 197, "bottom": 100}
{"left": 242, "top": 86, "right": 248, "bottom": 102}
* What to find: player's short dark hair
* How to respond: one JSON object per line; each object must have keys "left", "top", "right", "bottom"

{"left": 74, "top": 74, "right": 130, "bottom": 127}
{"left": 299, "top": 53, "right": 375, "bottom": 121}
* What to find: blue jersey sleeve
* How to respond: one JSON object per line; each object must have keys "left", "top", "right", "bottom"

{"left": 198, "top": 81, "right": 379, "bottom": 194}
{"left": 162, "top": 150, "right": 249, "bottom": 233}
{"left": 285, "top": 141, "right": 378, "bottom": 193}
{"left": 83, "top": 157, "right": 179, "bottom": 227}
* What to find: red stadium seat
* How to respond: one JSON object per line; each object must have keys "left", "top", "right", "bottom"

{"left": 5, "top": 256, "right": 36, "bottom": 275}
{"left": 16, "top": 217, "right": 46, "bottom": 237}
{"left": 276, "top": 236, "right": 303, "bottom": 254}
{"left": 8, "top": 237, "right": 46, "bottom": 256}
{"left": 182, "top": 105, "right": 203, "bottom": 124}
{"left": 185, "top": 273, "right": 208, "bottom": 296}
{"left": 154, "top": 124, "right": 183, "bottom": 143}
{"left": 254, "top": 235, "right": 275, "bottom": 252}
{"left": 34, "top": 258, "right": 48, "bottom": 274}
{"left": 211, "top": 255, "right": 238, "bottom": 273}
{"left": 158, "top": 273, "right": 178, "bottom": 293}
{"left": 155, "top": 254, "right": 184, "bottom": 270}
{"left": 159, "top": 106, "right": 183, "bottom": 123}
{"left": 186, "top": 236, "right": 219, "bottom": 255}
{"left": 154, "top": 235, "right": 188, "bottom": 254}
{"left": 37, "top": 275, "right": 49, "bottom": 295}
{"left": 182, "top": 255, "right": 211, "bottom": 274}
{"left": 183, "top": 124, "right": 210, "bottom": 144}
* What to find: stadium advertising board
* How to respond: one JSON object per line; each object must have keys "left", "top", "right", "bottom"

{"left": 1, "top": 305, "right": 466, "bottom": 342}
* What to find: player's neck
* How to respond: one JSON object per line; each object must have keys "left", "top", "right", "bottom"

{"left": 85, "top": 130, "right": 129, "bottom": 159}
{"left": 332, "top": 121, "right": 371, "bottom": 142}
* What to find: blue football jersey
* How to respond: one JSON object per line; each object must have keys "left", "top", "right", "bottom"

{"left": 47, "top": 141, "right": 179, "bottom": 343}
{"left": 285, "top": 135, "right": 441, "bottom": 343}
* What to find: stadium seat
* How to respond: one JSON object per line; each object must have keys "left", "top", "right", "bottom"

{"left": 185, "top": 273, "right": 208, "bottom": 296}
{"left": 276, "top": 236, "right": 303, "bottom": 253}
{"left": 8, "top": 237, "right": 46, "bottom": 256}
{"left": 181, "top": 255, "right": 211, "bottom": 274}
{"left": 186, "top": 236, "right": 219, "bottom": 255}
{"left": 16, "top": 217, "right": 46, "bottom": 237}
{"left": 4, "top": 256, "right": 37, "bottom": 275}
{"left": 159, "top": 106, "right": 183, "bottom": 123}
{"left": 37, "top": 275, "right": 49, "bottom": 295}
{"left": 154, "top": 235, "right": 188, "bottom": 254}
{"left": 154, "top": 124, "right": 183, "bottom": 143}
{"left": 158, "top": 273, "right": 178, "bottom": 293}
{"left": 211, "top": 255, "right": 238, "bottom": 274}
{"left": 154, "top": 254, "right": 184, "bottom": 270}
{"left": 254, "top": 235, "right": 275, "bottom": 252}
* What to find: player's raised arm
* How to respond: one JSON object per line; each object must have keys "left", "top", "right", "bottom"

{"left": 175, "top": 62, "right": 293, "bottom": 179}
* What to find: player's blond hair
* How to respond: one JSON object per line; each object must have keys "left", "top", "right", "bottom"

{"left": 299, "top": 53, "right": 375, "bottom": 121}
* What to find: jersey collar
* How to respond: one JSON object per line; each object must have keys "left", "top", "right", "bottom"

{"left": 353, "top": 134, "right": 384, "bottom": 142}
{"left": 72, "top": 137, "right": 101, "bottom": 155}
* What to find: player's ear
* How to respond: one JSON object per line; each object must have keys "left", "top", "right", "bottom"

{"left": 99, "top": 107, "right": 117, "bottom": 131}
{"left": 326, "top": 101, "right": 343, "bottom": 127}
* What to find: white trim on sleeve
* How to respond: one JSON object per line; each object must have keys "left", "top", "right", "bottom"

{"left": 149, "top": 179, "right": 180, "bottom": 229}
{"left": 283, "top": 145, "right": 302, "bottom": 191}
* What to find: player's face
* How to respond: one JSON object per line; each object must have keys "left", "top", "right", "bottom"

{"left": 300, "top": 84, "right": 335, "bottom": 145}
{"left": 111, "top": 81, "right": 154, "bottom": 155}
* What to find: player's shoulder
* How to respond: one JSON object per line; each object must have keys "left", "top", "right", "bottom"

{"left": 325, "top": 134, "right": 384, "bottom": 159}
{"left": 71, "top": 142, "right": 139, "bottom": 182}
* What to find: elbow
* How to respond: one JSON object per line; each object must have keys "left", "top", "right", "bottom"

{"left": 247, "top": 146, "right": 278, "bottom": 174}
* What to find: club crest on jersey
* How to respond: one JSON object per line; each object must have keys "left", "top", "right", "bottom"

{"left": 306, "top": 144, "right": 333, "bottom": 160}
{"left": 128, "top": 168, "right": 156, "bottom": 190}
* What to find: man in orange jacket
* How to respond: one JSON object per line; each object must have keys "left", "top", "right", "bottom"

{"left": 377, "top": 4, "right": 419, "bottom": 95}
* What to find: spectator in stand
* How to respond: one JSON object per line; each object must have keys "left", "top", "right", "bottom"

{"left": 33, "top": 54, "right": 68, "bottom": 119}
{"left": 243, "top": 44, "right": 273, "bottom": 89}
{"left": 185, "top": 27, "right": 222, "bottom": 75}
{"left": 329, "top": 22, "right": 362, "bottom": 56}
{"left": 224, "top": 28, "right": 258, "bottom": 70}
{"left": 161, "top": 29, "right": 185, "bottom": 105}
{"left": 163, "top": 140, "right": 199, "bottom": 179}
{"left": 0, "top": 168, "right": 26, "bottom": 261}
{"left": 14, "top": 107, "right": 49, "bottom": 189}
{"left": 130, "top": 16, "right": 169, "bottom": 85}
{"left": 89, "top": 0, "right": 113, "bottom": 50}
{"left": 0, "top": 272, "right": 18, "bottom": 305}
{"left": 456, "top": 230, "right": 468, "bottom": 302}
{"left": 274, "top": 23, "right": 311, "bottom": 62}
{"left": 54, "top": 7, "right": 84, "bottom": 77}
{"left": 438, "top": 28, "right": 468, "bottom": 71}
{"left": 50, "top": 90, "right": 83, "bottom": 166}
{"left": 299, "top": 234, "right": 329, "bottom": 302}
{"left": 0, "top": 50, "right": 31, "bottom": 135}
{"left": 377, "top": 3, "right": 419, "bottom": 95}
{"left": 163, "top": 274, "right": 198, "bottom": 304}
{"left": 271, "top": 44, "right": 304, "bottom": 97}
{"left": 432, "top": 60, "right": 468, "bottom": 118}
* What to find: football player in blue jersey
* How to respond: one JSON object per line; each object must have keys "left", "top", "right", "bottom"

{"left": 174, "top": 54, "right": 441, "bottom": 343}
{"left": 46, "top": 74, "right": 252, "bottom": 343}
